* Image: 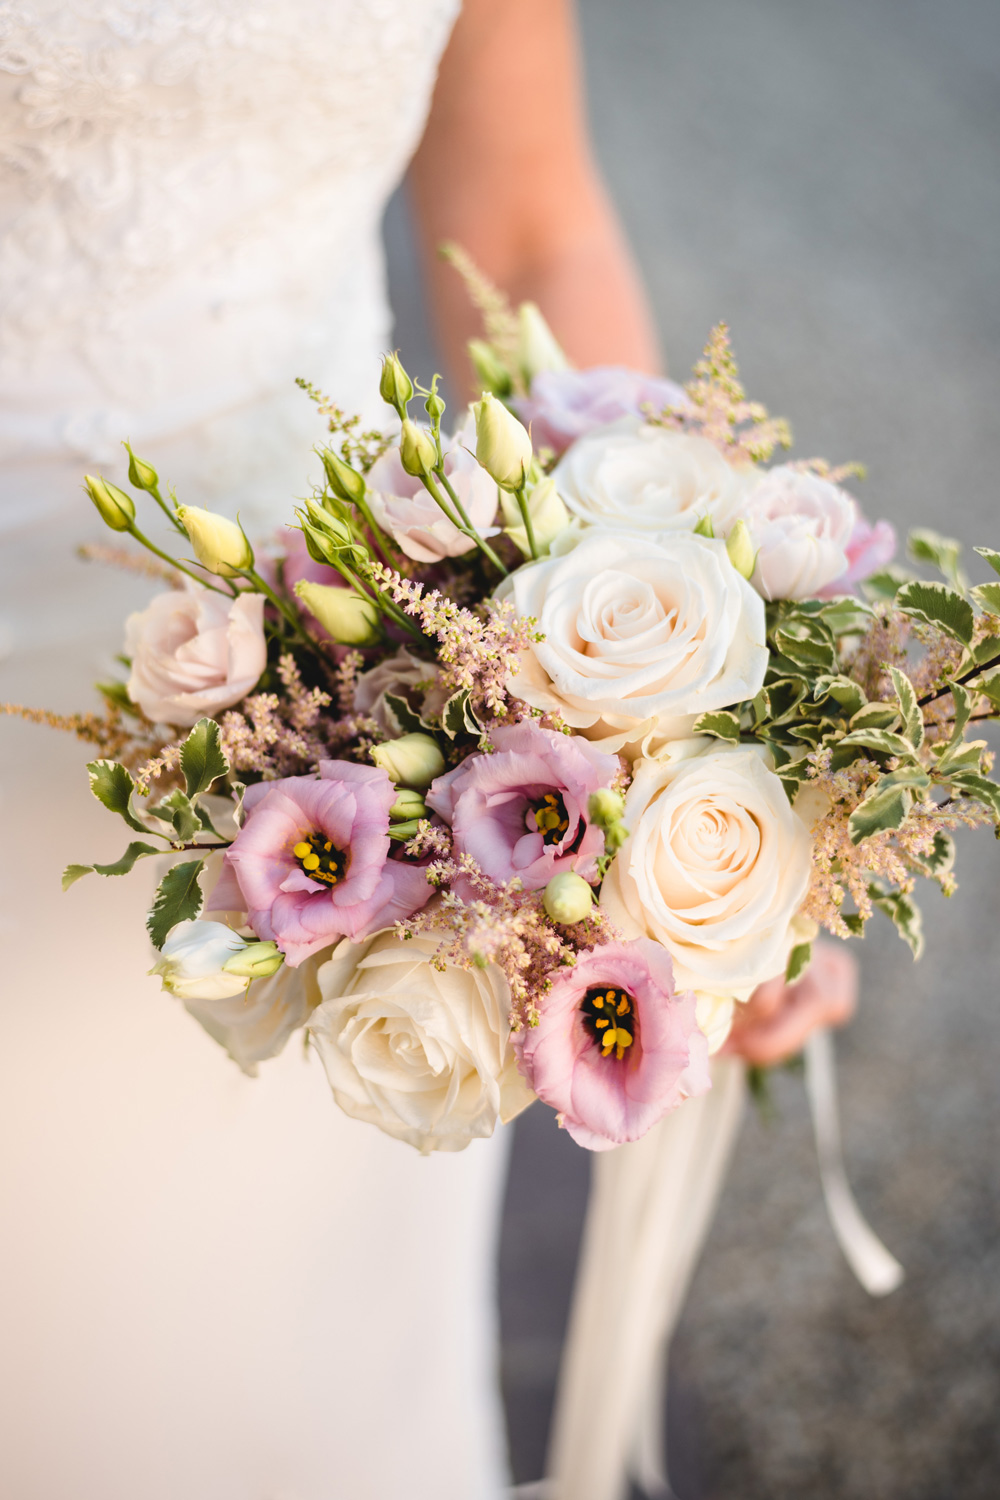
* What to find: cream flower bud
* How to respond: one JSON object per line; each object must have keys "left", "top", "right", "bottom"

{"left": 543, "top": 871, "right": 594, "bottom": 925}
{"left": 123, "top": 442, "right": 159, "bottom": 494}
{"left": 85, "top": 473, "right": 135, "bottom": 532}
{"left": 321, "top": 449, "right": 367, "bottom": 506}
{"left": 399, "top": 418, "right": 438, "bottom": 478}
{"left": 390, "top": 787, "right": 428, "bottom": 820}
{"left": 725, "top": 518, "right": 756, "bottom": 580}
{"left": 371, "top": 731, "right": 445, "bottom": 790}
{"left": 221, "top": 940, "right": 285, "bottom": 980}
{"left": 473, "top": 393, "right": 533, "bottom": 491}
{"left": 177, "top": 505, "right": 254, "bottom": 576}
{"left": 150, "top": 919, "right": 251, "bottom": 1001}
{"left": 293, "top": 580, "right": 381, "bottom": 645}
{"left": 517, "top": 301, "right": 569, "bottom": 383}
{"left": 500, "top": 477, "right": 569, "bottom": 557}
{"left": 380, "top": 351, "right": 415, "bottom": 416}
{"left": 468, "top": 339, "right": 513, "bottom": 398}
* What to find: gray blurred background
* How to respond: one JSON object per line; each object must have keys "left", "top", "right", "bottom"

{"left": 386, "top": 1, "right": 1000, "bottom": 1495}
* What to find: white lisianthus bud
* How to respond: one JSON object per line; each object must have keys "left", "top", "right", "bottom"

{"left": 473, "top": 393, "right": 533, "bottom": 491}
{"left": 517, "top": 301, "right": 569, "bottom": 383}
{"left": 123, "top": 442, "right": 159, "bottom": 494}
{"left": 587, "top": 789, "right": 626, "bottom": 829}
{"left": 293, "top": 580, "right": 382, "bottom": 645}
{"left": 221, "top": 940, "right": 285, "bottom": 980}
{"left": 151, "top": 919, "right": 252, "bottom": 1001}
{"left": 177, "top": 505, "right": 254, "bottom": 576}
{"left": 390, "top": 787, "right": 429, "bottom": 820}
{"left": 371, "top": 731, "right": 446, "bottom": 790}
{"left": 85, "top": 473, "right": 135, "bottom": 532}
{"left": 500, "top": 477, "right": 569, "bottom": 557}
{"left": 321, "top": 449, "right": 367, "bottom": 506}
{"left": 468, "top": 339, "right": 513, "bottom": 397}
{"left": 399, "top": 418, "right": 439, "bottom": 478}
{"left": 543, "top": 871, "right": 594, "bottom": 925}
{"left": 380, "top": 352, "right": 414, "bottom": 416}
{"left": 725, "top": 518, "right": 757, "bottom": 580}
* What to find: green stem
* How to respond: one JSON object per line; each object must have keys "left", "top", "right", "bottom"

{"left": 147, "top": 483, "right": 187, "bottom": 536}
{"left": 128, "top": 524, "right": 232, "bottom": 596}
{"left": 428, "top": 470, "right": 508, "bottom": 576}
{"left": 242, "top": 568, "right": 330, "bottom": 658}
{"left": 514, "top": 484, "right": 539, "bottom": 560}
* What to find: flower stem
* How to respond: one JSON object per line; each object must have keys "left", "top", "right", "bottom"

{"left": 427, "top": 470, "right": 508, "bottom": 576}
{"left": 514, "top": 484, "right": 538, "bottom": 559}
{"left": 127, "top": 524, "right": 232, "bottom": 595}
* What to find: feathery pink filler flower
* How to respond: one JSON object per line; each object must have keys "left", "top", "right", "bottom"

{"left": 515, "top": 938, "right": 710, "bottom": 1150}
{"left": 426, "top": 721, "right": 618, "bottom": 891}
{"left": 207, "top": 761, "right": 431, "bottom": 965}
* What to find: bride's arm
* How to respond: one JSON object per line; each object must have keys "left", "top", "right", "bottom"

{"left": 408, "top": 0, "right": 660, "bottom": 387}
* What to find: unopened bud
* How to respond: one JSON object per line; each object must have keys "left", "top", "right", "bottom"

{"left": 424, "top": 387, "right": 446, "bottom": 427}
{"left": 500, "top": 476, "right": 569, "bottom": 557}
{"left": 177, "top": 505, "right": 254, "bottom": 576}
{"left": 517, "top": 301, "right": 569, "bottom": 384}
{"left": 387, "top": 818, "right": 422, "bottom": 841}
{"left": 399, "top": 418, "right": 438, "bottom": 478}
{"left": 85, "top": 473, "right": 135, "bottom": 532}
{"left": 321, "top": 449, "right": 367, "bottom": 507}
{"left": 468, "top": 339, "right": 513, "bottom": 398}
{"left": 371, "top": 732, "right": 445, "bottom": 790}
{"left": 692, "top": 512, "right": 715, "bottom": 539}
{"left": 305, "top": 499, "right": 353, "bottom": 545}
{"left": 294, "top": 580, "right": 381, "bottom": 645}
{"left": 380, "top": 352, "right": 414, "bottom": 416}
{"left": 222, "top": 940, "right": 285, "bottom": 980}
{"left": 123, "top": 442, "right": 159, "bottom": 494}
{"left": 725, "top": 519, "right": 756, "bottom": 581}
{"left": 390, "top": 787, "right": 428, "bottom": 821}
{"left": 543, "top": 871, "right": 594, "bottom": 926}
{"left": 587, "top": 789, "right": 626, "bottom": 829}
{"left": 473, "top": 393, "right": 533, "bottom": 491}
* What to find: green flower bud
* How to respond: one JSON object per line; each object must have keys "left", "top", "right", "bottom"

{"left": 399, "top": 418, "right": 438, "bottom": 478}
{"left": 587, "top": 789, "right": 626, "bottom": 830}
{"left": 725, "top": 519, "right": 756, "bottom": 581}
{"left": 602, "top": 821, "right": 628, "bottom": 856}
{"left": 84, "top": 473, "right": 135, "bottom": 532}
{"left": 294, "top": 580, "right": 382, "bottom": 645}
{"left": 221, "top": 940, "right": 285, "bottom": 980}
{"left": 390, "top": 787, "right": 428, "bottom": 821}
{"left": 500, "top": 476, "right": 569, "bottom": 557}
{"left": 305, "top": 499, "right": 353, "bottom": 546}
{"left": 321, "top": 449, "right": 367, "bottom": 507}
{"left": 387, "top": 818, "right": 422, "bottom": 842}
{"left": 543, "top": 871, "right": 594, "bottom": 926}
{"left": 472, "top": 393, "right": 533, "bottom": 492}
{"left": 467, "top": 339, "right": 513, "bottom": 398}
{"left": 176, "top": 505, "right": 254, "bottom": 576}
{"left": 517, "top": 301, "right": 569, "bottom": 384}
{"left": 424, "top": 387, "right": 446, "bottom": 427}
{"left": 692, "top": 512, "right": 715, "bottom": 539}
{"left": 123, "top": 442, "right": 160, "bottom": 494}
{"left": 380, "top": 351, "right": 414, "bottom": 416}
{"left": 371, "top": 732, "right": 445, "bottom": 790}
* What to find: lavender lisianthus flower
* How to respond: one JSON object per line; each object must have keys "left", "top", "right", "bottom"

{"left": 514, "top": 938, "right": 710, "bottom": 1150}
{"left": 515, "top": 366, "right": 687, "bottom": 456}
{"left": 426, "top": 721, "right": 619, "bottom": 891}
{"left": 207, "top": 761, "right": 432, "bottom": 965}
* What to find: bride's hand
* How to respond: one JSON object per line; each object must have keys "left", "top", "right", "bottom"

{"left": 722, "top": 940, "right": 858, "bottom": 1065}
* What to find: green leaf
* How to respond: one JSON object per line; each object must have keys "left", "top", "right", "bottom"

{"left": 62, "top": 863, "right": 95, "bottom": 890}
{"left": 440, "top": 689, "right": 481, "bottom": 739}
{"left": 813, "top": 675, "right": 867, "bottom": 716}
{"left": 862, "top": 565, "right": 913, "bottom": 601}
{"left": 760, "top": 677, "right": 808, "bottom": 723}
{"left": 868, "top": 882, "right": 925, "bottom": 959}
{"left": 785, "top": 942, "right": 812, "bottom": 984}
{"left": 817, "top": 598, "right": 874, "bottom": 637}
{"left": 896, "top": 580, "right": 974, "bottom": 645}
{"left": 840, "top": 728, "right": 916, "bottom": 758}
{"left": 848, "top": 785, "right": 913, "bottom": 843}
{"left": 692, "top": 710, "right": 742, "bottom": 743}
{"left": 943, "top": 681, "right": 972, "bottom": 747}
{"left": 936, "top": 740, "right": 986, "bottom": 776}
{"left": 843, "top": 913, "right": 866, "bottom": 937}
{"left": 149, "top": 789, "right": 201, "bottom": 843}
{"left": 383, "top": 693, "right": 426, "bottom": 736}
{"left": 62, "top": 841, "right": 161, "bottom": 890}
{"left": 911, "top": 830, "right": 956, "bottom": 879}
{"left": 180, "top": 719, "right": 229, "bottom": 798}
{"left": 974, "top": 671, "right": 1000, "bottom": 710}
{"left": 96, "top": 679, "right": 137, "bottom": 715}
{"left": 774, "top": 630, "right": 838, "bottom": 672}
{"left": 147, "top": 859, "right": 205, "bottom": 950}
{"left": 849, "top": 702, "right": 901, "bottom": 732}
{"left": 949, "top": 773, "right": 1000, "bottom": 822}
{"left": 889, "top": 666, "right": 924, "bottom": 749}
{"left": 972, "top": 582, "right": 1000, "bottom": 615}
{"left": 974, "top": 546, "right": 1000, "bottom": 579}
{"left": 908, "top": 528, "right": 965, "bottom": 591}
{"left": 86, "top": 759, "right": 151, "bottom": 835}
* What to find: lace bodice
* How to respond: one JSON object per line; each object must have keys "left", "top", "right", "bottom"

{"left": 0, "top": 0, "right": 459, "bottom": 523}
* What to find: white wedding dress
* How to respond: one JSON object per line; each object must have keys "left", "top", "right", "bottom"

{"left": 0, "top": 5, "right": 514, "bottom": 1498}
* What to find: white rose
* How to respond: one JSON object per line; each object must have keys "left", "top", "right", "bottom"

{"left": 601, "top": 741, "right": 813, "bottom": 998}
{"left": 184, "top": 951, "right": 324, "bottom": 1077}
{"left": 351, "top": 648, "right": 443, "bottom": 737}
{"left": 552, "top": 419, "right": 754, "bottom": 534}
{"left": 368, "top": 413, "right": 499, "bottom": 564}
{"left": 500, "top": 529, "right": 768, "bottom": 752}
{"left": 309, "top": 929, "right": 535, "bottom": 1153}
{"left": 125, "top": 584, "right": 266, "bottom": 727}
{"left": 150, "top": 919, "right": 250, "bottom": 1001}
{"left": 738, "top": 466, "right": 855, "bottom": 600}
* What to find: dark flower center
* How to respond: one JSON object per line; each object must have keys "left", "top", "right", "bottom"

{"left": 580, "top": 986, "right": 636, "bottom": 1061}
{"left": 528, "top": 791, "right": 583, "bottom": 851}
{"left": 293, "top": 832, "right": 348, "bottom": 886}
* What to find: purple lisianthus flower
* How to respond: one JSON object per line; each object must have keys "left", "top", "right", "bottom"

{"left": 425, "top": 721, "right": 618, "bottom": 891}
{"left": 818, "top": 504, "right": 897, "bottom": 596}
{"left": 515, "top": 366, "right": 687, "bottom": 456}
{"left": 514, "top": 938, "right": 710, "bottom": 1150}
{"left": 207, "top": 761, "right": 432, "bottom": 966}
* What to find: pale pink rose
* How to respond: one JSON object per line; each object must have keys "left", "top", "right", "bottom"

{"left": 739, "top": 466, "right": 856, "bottom": 601}
{"left": 367, "top": 413, "right": 499, "bottom": 564}
{"left": 125, "top": 584, "right": 267, "bottom": 727}
{"left": 819, "top": 508, "right": 897, "bottom": 596}
{"left": 516, "top": 367, "right": 687, "bottom": 456}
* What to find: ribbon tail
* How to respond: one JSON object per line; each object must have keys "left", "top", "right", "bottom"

{"left": 804, "top": 1028, "right": 904, "bottom": 1297}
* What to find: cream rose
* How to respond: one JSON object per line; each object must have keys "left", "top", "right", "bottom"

{"left": 739, "top": 465, "right": 856, "bottom": 601}
{"left": 309, "top": 930, "right": 535, "bottom": 1153}
{"left": 125, "top": 584, "right": 266, "bottom": 727}
{"left": 184, "top": 951, "right": 324, "bottom": 1078}
{"left": 601, "top": 741, "right": 812, "bottom": 997}
{"left": 501, "top": 529, "right": 768, "bottom": 752}
{"left": 553, "top": 419, "right": 754, "bottom": 534}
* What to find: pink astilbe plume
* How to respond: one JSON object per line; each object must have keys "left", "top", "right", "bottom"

{"left": 651, "top": 323, "right": 792, "bottom": 466}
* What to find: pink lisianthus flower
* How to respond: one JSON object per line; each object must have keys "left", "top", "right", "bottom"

{"left": 818, "top": 505, "right": 897, "bottom": 596}
{"left": 514, "top": 367, "right": 687, "bottom": 456}
{"left": 425, "top": 721, "right": 619, "bottom": 891}
{"left": 367, "top": 413, "right": 499, "bottom": 564}
{"left": 514, "top": 938, "right": 710, "bottom": 1150}
{"left": 207, "top": 761, "right": 432, "bottom": 966}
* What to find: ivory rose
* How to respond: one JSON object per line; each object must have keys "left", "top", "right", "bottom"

{"left": 600, "top": 741, "right": 813, "bottom": 998}
{"left": 367, "top": 413, "right": 499, "bottom": 564}
{"left": 309, "top": 929, "right": 535, "bottom": 1153}
{"left": 738, "top": 466, "right": 856, "bottom": 601}
{"left": 501, "top": 530, "right": 768, "bottom": 752}
{"left": 552, "top": 419, "right": 753, "bottom": 534}
{"left": 125, "top": 584, "right": 266, "bottom": 727}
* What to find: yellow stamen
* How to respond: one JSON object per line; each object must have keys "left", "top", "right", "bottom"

{"left": 302, "top": 853, "right": 320, "bottom": 871}
{"left": 293, "top": 842, "right": 311, "bottom": 859}
{"left": 595, "top": 1017, "right": 609, "bottom": 1029}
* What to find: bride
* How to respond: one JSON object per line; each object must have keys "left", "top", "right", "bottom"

{"left": 0, "top": 2, "right": 852, "bottom": 1495}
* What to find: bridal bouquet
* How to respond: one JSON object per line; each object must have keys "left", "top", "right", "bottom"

{"left": 13, "top": 272, "right": 1000, "bottom": 1154}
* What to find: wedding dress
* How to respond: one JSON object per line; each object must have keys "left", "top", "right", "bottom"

{"left": 0, "top": 5, "right": 515, "bottom": 1498}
